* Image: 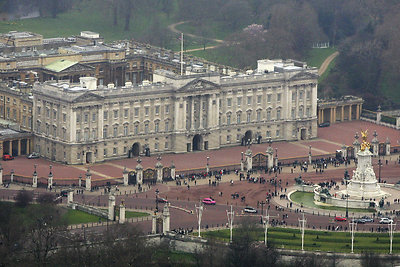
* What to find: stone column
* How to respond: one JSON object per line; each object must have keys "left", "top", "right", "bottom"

{"left": 78, "top": 175, "right": 82, "bottom": 187}
{"left": 267, "top": 147, "right": 274, "bottom": 169}
{"left": 341, "top": 106, "right": 344, "bottom": 121}
{"left": 199, "top": 96, "right": 203, "bottom": 129}
{"left": 9, "top": 141, "right": 12, "bottom": 157}
{"left": 152, "top": 214, "right": 157, "bottom": 234}
{"left": 123, "top": 167, "right": 129, "bottom": 186}
{"left": 48, "top": 169, "right": 53, "bottom": 190}
{"left": 85, "top": 168, "right": 92, "bottom": 191}
{"left": 26, "top": 139, "right": 30, "bottom": 154}
{"left": 333, "top": 107, "right": 336, "bottom": 123}
{"left": 349, "top": 105, "right": 352, "bottom": 121}
{"left": 119, "top": 203, "right": 126, "bottom": 224}
{"left": 67, "top": 191, "right": 74, "bottom": 204}
{"left": 155, "top": 156, "right": 163, "bottom": 183}
{"left": 191, "top": 97, "right": 195, "bottom": 130}
{"left": 108, "top": 194, "right": 116, "bottom": 221}
{"left": 330, "top": 108, "right": 334, "bottom": 123}
{"left": 371, "top": 131, "right": 379, "bottom": 157}
{"left": 385, "top": 138, "right": 391, "bottom": 156}
{"left": 171, "top": 162, "right": 176, "bottom": 180}
{"left": 245, "top": 148, "right": 252, "bottom": 171}
{"left": 136, "top": 157, "right": 143, "bottom": 185}
{"left": 162, "top": 204, "right": 170, "bottom": 234}
{"left": 376, "top": 105, "right": 382, "bottom": 123}
{"left": 0, "top": 163, "right": 3, "bottom": 185}
{"left": 356, "top": 104, "right": 360, "bottom": 120}
{"left": 17, "top": 140, "right": 21, "bottom": 156}
{"left": 32, "top": 165, "right": 38, "bottom": 188}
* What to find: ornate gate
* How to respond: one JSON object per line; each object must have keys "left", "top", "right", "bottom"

{"left": 347, "top": 147, "right": 354, "bottom": 159}
{"left": 163, "top": 167, "right": 172, "bottom": 181}
{"left": 128, "top": 171, "right": 137, "bottom": 185}
{"left": 252, "top": 153, "right": 268, "bottom": 170}
{"left": 143, "top": 168, "right": 157, "bottom": 184}
{"left": 379, "top": 143, "right": 385, "bottom": 156}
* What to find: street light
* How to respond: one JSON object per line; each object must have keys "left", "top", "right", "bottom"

{"left": 206, "top": 156, "right": 210, "bottom": 174}
{"left": 345, "top": 176, "right": 349, "bottom": 218}
{"left": 274, "top": 172, "right": 278, "bottom": 195}
{"left": 378, "top": 154, "right": 382, "bottom": 183}
{"left": 155, "top": 188, "right": 159, "bottom": 212}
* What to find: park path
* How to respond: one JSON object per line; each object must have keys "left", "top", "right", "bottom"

{"left": 318, "top": 51, "right": 339, "bottom": 76}
{"left": 167, "top": 21, "right": 224, "bottom": 52}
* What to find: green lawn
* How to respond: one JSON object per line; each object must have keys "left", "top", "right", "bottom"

{"left": 0, "top": 0, "right": 175, "bottom": 42}
{"left": 63, "top": 209, "right": 102, "bottom": 225}
{"left": 175, "top": 21, "right": 233, "bottom": 40}
{"left": 305, "top": 47, "right": 337, "bottom": 68}
{"left": 290, "top": 191, "right": 375, "bottom": 213}
{"left": 203, "top": 227, "right": 399, "bottom": 254}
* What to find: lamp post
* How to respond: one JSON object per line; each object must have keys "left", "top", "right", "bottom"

{"left": 260, "top": 200, "right": 265, "bottom": 215}
{"left": 378, "top": 154, "right": 382, "bottom": 183}
{"left": 206, "top": 156, "right": 210, "bottom": 174}
{"left": 274, "top": 172, "right": 278, "bottom": 195}
{"left": 155, "top": 188, "right": 159, "bottom": 212}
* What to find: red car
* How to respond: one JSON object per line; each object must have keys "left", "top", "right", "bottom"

{"left": 334, "top": 216, "right": 347, "bottom": 222}
{"left": 202, "top": 198, "right": 216, "bottom": 205}
{"left": 2, "top": 154, "right": 14, "bottom": 161}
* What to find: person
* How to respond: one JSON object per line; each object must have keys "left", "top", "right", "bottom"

{"left": 230, "top": 180, "right": 233, "bottom": 186}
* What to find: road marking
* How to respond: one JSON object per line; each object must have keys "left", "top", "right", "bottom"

{"left": 106, "top": 162, "right": 135, "bottom": 172}
{"left": 71, "top": 165, "right": 109, "bottom": 178}
{"left": 291, "top": 142, "right": 330, "bottom": 154}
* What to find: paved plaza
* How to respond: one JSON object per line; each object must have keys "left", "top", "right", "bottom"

{"left": 0, "top": 120, "right": 399, "bottom": 182}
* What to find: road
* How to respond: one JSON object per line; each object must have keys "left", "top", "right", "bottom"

{"left": 318, "top": 51, "right": 339, "bottom": 76}
{"left": 167, "top": 21, "right": 224, "bottom": 52}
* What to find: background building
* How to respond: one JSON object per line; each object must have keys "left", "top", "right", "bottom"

{"left": 32, "top": 59, "right": 318, "bottom": 164}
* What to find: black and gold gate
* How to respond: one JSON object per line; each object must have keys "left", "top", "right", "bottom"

{"left": 346, "top": 147, "right": 354, "bottom": 159}
{"left": 163, "top": 167, "right": 172, "bottom": 181}
{"left": 143, "top": 168, "right": 157, "bottom": 184}
{"left": 252, "top": 153, "right": 268, "bottom": 170}
{"left": 128, "top": 171, "right": 137, "bottom": 185}
{"left": 379, "top": 143, "right": 385, "bottom": 156}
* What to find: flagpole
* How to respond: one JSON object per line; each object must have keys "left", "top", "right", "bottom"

{"left": 180, "top": 32, "right": 184, "bottom": 75}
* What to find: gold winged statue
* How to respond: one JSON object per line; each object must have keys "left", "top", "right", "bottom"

{"left": 360, "top": 130, "right": 370, "bottom": 151}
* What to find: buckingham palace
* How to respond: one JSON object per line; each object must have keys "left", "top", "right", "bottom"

{"left": 32, "top": 59, "right": 318, "bottom": 164}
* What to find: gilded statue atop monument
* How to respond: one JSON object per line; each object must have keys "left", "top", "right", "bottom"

{"left": 360, "top": 130, "right": 370, "bottom": 151}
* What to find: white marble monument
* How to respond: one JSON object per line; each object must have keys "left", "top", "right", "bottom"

{"left": 341, "top": 130, "right": 389, "bottom": 200}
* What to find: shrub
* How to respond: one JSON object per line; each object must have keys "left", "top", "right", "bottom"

{"left": 15, "top": 190, "right": 33, "bottom": 207}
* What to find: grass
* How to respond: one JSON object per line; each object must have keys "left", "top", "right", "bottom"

{"left": 290, "top": 191, "right": 375, "bottom": 213}
{"left": 63, "top": 209, "right": 102, "bottom": 225}
{"left": 305, "top": 47, "right": 337, "bottom": 68}
{"left": 175, "top": 21, "right": 233, "bottom": 40}
{"left": 202, "top": 227, "right": 399, "bottom": 254}
{"left": 0, "top": 0, "right": 175, "bottom": 42}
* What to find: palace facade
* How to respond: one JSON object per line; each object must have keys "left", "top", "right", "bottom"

{"left": 32, "top": 59, "right": 318, "bottom": 164}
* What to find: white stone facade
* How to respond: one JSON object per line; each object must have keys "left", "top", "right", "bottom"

{"left": 32, "top": 60, "right": 318, "bottom": 164}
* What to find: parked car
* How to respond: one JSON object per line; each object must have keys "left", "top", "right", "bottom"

{"left": 334, "top": 216, "right": 347, "bottom": 222}
{"left": 202, "top": 198, "right": 216, "bottom": 205}
{"left": 60, "top": 190, "right": 69, "bottom": 197}
{"left": 353, "top": 218, "right": 366, "bottom": 224}
{"left": 2, "top": 154, "right": 14, "bottom": 161}
{"left": 379, "top": 218, "right": 393, "bottom": 224}
{"left": 244, "top": 207, "right": 258, "bottom": 213}
{"left": 318, "top": 122, "right": 330, "bottom": 127}
{"left": 156, "top": 197, "right": 168, "bottom": 203}
{"left": 361, "top": 216, "right": 374, "bottom": 223}
{"left": 27, "top": 152, "right": 40, "bottom": 159}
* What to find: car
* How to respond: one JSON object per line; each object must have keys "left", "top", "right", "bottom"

{"left": 361, "top": 216, "right": 374, "bottom": 223}
{"left": 379, "top": 218, "right": 393, "bottom": 224}
{"left": 244, "top": 207, "right": 258, "bottom": 213}
{"left": 27, "top": 152, "right": 40, "bottom": 159}
{"left": 2, "top": 154, "right": 14, "bottom": 161}
{"left": 353, "top": 218, "right": 366, "bottom": 224}
{"left": 156, "top": 197, "right": 168, "bottom": 203}
{"left": 202, "top": 198, "right": 216, "bottom": 205}
{"left": 334, "top": 216, "right": 347, "bottom": 222}
{"left": 318, "top": 122, "right": 330, "bottom": 128}
{"left": 60, "top": 190, "right": 69, "bottom": 197}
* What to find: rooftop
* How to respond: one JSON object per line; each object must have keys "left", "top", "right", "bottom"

{"left": 44, "top": 59, "right": 78, "bottom": 73}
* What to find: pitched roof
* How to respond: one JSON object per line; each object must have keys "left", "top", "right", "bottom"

{"left": 44, "top": 59, "right": 78, "bottom": 73}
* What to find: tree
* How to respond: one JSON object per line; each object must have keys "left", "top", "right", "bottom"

{"left": 37, "top": 193, "right": 56, "bottom": 205}
{"left": 15, "top": 190, "right": 33, "bottom": 208}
